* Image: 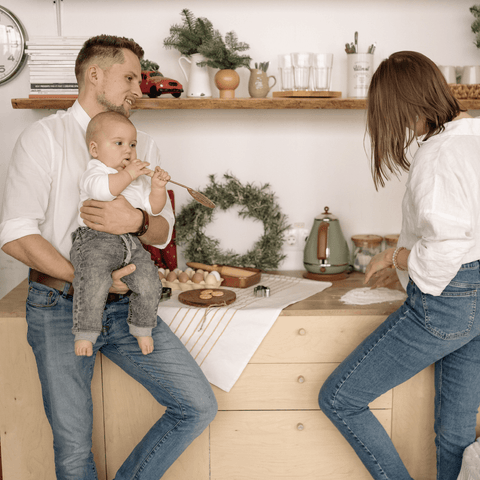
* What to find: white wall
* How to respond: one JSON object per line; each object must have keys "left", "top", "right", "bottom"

{"left": 1, "top": 0, "right": 479, "bottom": 297}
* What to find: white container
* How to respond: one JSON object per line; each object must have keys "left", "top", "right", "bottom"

{"left": 347, "top": 53, "right": 374, "bottom": 98}
{"left": 178, "top": 53, "right": 212, "bottom": 98}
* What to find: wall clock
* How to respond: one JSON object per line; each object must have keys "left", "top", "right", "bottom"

{"left": 0, "top": 6, "right": 27, "bottom": 86}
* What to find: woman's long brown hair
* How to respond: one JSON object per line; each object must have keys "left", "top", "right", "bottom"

{"left": 367, "top": 51, "right": 464, "bottom": 189}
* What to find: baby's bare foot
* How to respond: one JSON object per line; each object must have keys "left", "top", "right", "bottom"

{"left": 136, "top": 336, "right": 154, "bottom": 355}
{"left": 75, "top": 340, "right": 93, "bottom": 357}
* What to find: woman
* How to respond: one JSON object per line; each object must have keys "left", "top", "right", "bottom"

{"left": 319, "top": 51, "right": 480, "bottom": 480}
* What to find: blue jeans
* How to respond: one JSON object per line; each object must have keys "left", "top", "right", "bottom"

{"left": 26, "top": 278, "right": 217, "bottom": 480}
{"left": 319, "top": 261, "right": 480, "bottom": 480}
{"left": 71, "top": 228, "right": 162, "bottom": 342}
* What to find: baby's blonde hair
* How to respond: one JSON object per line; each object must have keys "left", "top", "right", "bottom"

{"left": 86, "top": 111, "right": 134, "bottom": 146}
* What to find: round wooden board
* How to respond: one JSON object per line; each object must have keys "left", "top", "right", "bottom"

{"left": 178, "top": 288, "right": 236, "bottom": 308}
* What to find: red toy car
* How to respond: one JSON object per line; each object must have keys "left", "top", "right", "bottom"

{"left": 141, "top": 71, "right": 184, "bottom": 98}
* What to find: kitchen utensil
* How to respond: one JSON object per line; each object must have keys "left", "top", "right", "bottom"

{"left": 178, "top": 288, "right": 236, "bottom": 308}
{"left": 254, "top": 285, "right": 270, "bottom": 297}
{"left": 303, "top": 206, "right": 350, "bottom": 275}
{"left": 186, "top": 262, "right": 257, "bottom": 278}
{"left": 354, "top": 31, "right": 358, "bottom": 53}
{"left": 145, "top": 169, "right": 215, "bottom": 208}
{"left": 168, "top": 179, "right": 215, "bottom": 208}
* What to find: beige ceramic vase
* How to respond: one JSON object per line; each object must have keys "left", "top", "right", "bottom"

{"left": 214, "top": 69, "right": 240, "bottom": 99}
{"left": 248, "top": 69, "right": 277, "bottom": 98}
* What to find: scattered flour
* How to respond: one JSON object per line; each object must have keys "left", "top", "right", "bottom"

{"left": 340, "top": 287, "right": 406, "bottom": 305}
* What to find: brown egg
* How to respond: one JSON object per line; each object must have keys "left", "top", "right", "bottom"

{"left": 192, "top": 272, "right": 204, "bottom": 283}
{"left": 158, "top": 271, "right": 165, "bottom": 280}
{"left": 178, "top": 272, "right": 189, "bottom": 283}
{"left": 166, "top": 271, "right": 177, "bottom": 282}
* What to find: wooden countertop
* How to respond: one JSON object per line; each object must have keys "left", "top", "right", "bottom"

{"left": 0, "top": 272, "right": 405, "bottom": 319}
{"left": 279, "top": 271, "right": 405, "bottom": 316}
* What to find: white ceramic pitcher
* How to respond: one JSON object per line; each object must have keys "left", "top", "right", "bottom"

{"left": 178, "top": 53, "right": 212, "bottom": 98}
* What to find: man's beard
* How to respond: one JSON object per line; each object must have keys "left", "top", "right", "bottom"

{"left": 97, "top": 93, "right": 129, "bottom": 117}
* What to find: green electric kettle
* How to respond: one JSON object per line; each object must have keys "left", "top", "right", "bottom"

{"left": 303, "top": 207, "right": 350, "bottom": 275}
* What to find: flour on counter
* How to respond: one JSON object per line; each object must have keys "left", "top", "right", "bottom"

{"left": 340, "top": 287, "right": 406, "bottom": 305}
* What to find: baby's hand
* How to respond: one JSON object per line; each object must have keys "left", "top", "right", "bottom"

{"left": 124, "top": 159, "right": 151, "bottom": 180}
{"left": 151, "top": 166, "right": 171, "bottom": 190}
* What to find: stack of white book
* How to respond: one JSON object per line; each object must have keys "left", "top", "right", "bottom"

{"left": 27, "top": 36, "right": 88, "bottom": 98}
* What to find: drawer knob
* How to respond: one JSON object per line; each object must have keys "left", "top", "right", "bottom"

{"left": 297, "top": 423, "right": 304, "bottom": 431}
{"left": 298, "top": 328, "right": 306, "bottom": 336}
{"left": 297, "top": 376, "right": 305, "bottom": 383}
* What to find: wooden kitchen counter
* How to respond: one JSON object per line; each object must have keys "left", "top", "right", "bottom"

{"left": 0, "top": 275, "right": 461, "bottom": 480}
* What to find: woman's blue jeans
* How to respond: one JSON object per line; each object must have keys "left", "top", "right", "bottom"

{"left": 319, "top": 261, "right": 480, "bottom": 480}
{"left": 26, "top": 279, "right": 218, "bottom": 480}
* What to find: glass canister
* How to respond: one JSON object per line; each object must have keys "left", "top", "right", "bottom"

{"left": 351, "top": 235, "right": 383, "bottom": 273}
{"left": 384, "top": 234, "right": 399, "bottom": 249}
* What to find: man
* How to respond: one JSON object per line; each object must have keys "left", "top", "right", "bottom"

{"left": 0, "top": 35, "right": 217, "bottom": 479}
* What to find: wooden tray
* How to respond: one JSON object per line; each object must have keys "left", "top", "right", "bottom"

{"left": 178, "top": 288, "right": 236, "bottom": 308}
{"left": 273, "top": 91, "right": 342, "bottom": 98}
{"left": 186, "top": 263, "right": 262, "bottom": 288}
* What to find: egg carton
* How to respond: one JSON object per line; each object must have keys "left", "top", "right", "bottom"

{"left": 159, "top": 268, "right": 223, "bottom": 291}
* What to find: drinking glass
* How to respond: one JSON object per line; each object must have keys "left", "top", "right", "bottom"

{"left": 278, "top": 54, "right": 294, "bottom": 91}
{"left": 291, "top": 52, "right": 312, "bottom": 91}
{"left": 312, "top": 53, "right": 333, "bottom": 91}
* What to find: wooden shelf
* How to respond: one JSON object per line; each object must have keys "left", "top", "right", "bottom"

{"left": 12, "top": 97, "right": 367, "bottom": 110}
{"left": 11, "top": 97, "right": 480, "bottom": 111}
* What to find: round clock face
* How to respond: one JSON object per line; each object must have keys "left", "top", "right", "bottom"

{"left": 0, "top": 7, "right": 27, "bottom": 85}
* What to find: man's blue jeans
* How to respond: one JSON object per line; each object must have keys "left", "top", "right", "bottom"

{"left": 319, "top": 261, "right": 480, "bottom": 480}
{"left": 26, "top": 278, "right": 218, "bottom": 480}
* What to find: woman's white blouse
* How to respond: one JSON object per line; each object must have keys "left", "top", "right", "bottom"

{"left": 397, "top": 118, "right": 480, "bottom": 296}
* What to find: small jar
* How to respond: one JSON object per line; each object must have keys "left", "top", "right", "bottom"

{"left": 351, "top": 235, "right": 383, "bottom": 273}
{"left": 384, "top": 234, "right": 400, "bottom": 249}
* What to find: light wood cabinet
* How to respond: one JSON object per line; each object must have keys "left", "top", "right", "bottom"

{"left": 0, "top": 274, "right": 462, "bottom": 479}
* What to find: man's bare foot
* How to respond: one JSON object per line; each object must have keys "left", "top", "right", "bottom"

{"left": 136, "top": 336, "right": 154, "bottom": 355}
{"left": 75, "top": 340, "right": 93, "bottom": 356}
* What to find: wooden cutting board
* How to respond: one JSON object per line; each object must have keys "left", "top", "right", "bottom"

{"left": 178, "top": 288, "right": 236, "bottom": 308}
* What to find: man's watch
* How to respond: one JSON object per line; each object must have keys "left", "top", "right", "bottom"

{"left": 132, "top": 208, "right": 149, "bottom": 237}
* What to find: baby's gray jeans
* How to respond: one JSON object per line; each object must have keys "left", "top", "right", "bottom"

{"left": 70, "top": 227, "right": 162, "bottom": 344}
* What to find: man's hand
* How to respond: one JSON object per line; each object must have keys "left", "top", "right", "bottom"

{"left": 80, "top": 195, "right": 142, "bottom": 235}
{"left": 110, "top": 264, "right": 136, "bottom": 294}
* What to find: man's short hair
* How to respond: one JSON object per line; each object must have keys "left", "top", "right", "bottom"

{"left": 75, "top": 35, "right": 144, "bottom": 89}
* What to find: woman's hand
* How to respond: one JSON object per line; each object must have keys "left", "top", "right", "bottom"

{"left": 364, "top": 247, "right": 395, "bottom": 285}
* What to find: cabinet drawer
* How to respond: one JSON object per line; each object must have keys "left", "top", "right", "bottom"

{"left": 251, "top": 315, "right": 386, "bottom": 363}
{"left": 213, "top": 363, "right": 392, "bottom": 411}
{"left": 211, "top": 410, "right": 391, "bottom": 480}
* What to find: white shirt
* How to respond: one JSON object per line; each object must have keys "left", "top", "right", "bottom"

{"left": 0, "top": 101, "right": 174, "bottom": 260}
{"left": 77, "top": 159, "right": 162, "bottom": 227}
{"left": 397, "top": 118, "right": 480, "bottom": 296}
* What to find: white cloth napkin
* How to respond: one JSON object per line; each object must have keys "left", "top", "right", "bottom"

{"left": 157, "top": 274, "right": 331, "bottom": 392}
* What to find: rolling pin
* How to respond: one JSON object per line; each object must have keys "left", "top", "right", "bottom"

{"left": 186, "top": 262, "right": 256, "bottom": 278}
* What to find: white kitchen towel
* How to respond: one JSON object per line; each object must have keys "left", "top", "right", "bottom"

{"left": 157, "top": 274, "right": 331, "bottom": 392}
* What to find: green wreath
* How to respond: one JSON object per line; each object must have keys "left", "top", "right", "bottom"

{"left": 175, "top": 174, "right": 290, "bottom": 270}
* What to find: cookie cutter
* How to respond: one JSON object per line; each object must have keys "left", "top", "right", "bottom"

{"left": 159, "top": 287, "right": 172, "bottom": 302}
{"left": 254, "top": 285, "right": 270, "bottom": 297}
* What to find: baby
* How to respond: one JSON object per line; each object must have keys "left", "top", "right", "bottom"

{"left": 70, "top": 111, "right": 169, "bottom": 356}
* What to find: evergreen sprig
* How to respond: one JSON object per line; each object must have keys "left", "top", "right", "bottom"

{"left": 176, "top": 173, "right": 290, "bottom": 270}
{"left": 471, "top": 5, "right": 480, "bottom": 48}
{"left": 163, "top": 9, "right": 215, "bottom": 56}
{"left": 197, "top": 31, "right": 251, "bottom": 70}
{"left": 140, "top": 59, "right": 160, "bottom": 72}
